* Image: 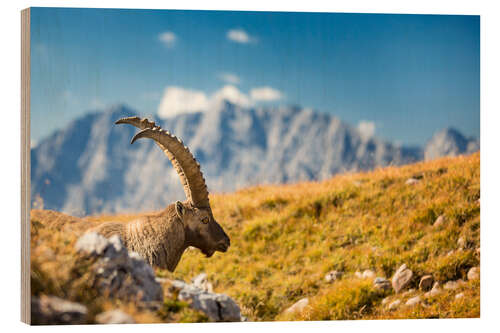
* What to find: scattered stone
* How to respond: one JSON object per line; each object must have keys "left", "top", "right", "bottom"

{"left": 362, "top": 269, "right": 376, "bottom": 279}
{"left": 405, "top": 178, "right": 420, "bottom": 185}
{"left": 419, "top": 275, "right": 434, "bottom": 291}
{"left": 169, "top": 280, "right": 242, "bottom": 322}
{"left": 388, "top": 299, "right": 401, "bottom": 310}
{"left": 354, "top": 271, "right": 363, "bottom": 279}
{"left": 405, "top": 296, "right": 421, "bottom": 307}
{"left": 433, "top": 215, "right": 446, "bottom": 228}
{"left": 424, "top": 282, "right": 442, "bottom": 297}
{"left": 381, "top": 297, "right": 391, "bottom": 305}
{"left": 374, "top": 277, "right": 392, "bottom": 291}
{"left": 392, "top": 264, "right": 413, "bottom": 293}
{"left": 325, "top": 270, "right": 343, "bottom": 283}
{"left": 457, "top": 237, "right": 466, "bottom": 249}
{"left": 95, "top": 310, "right": 135, "bottom": 324}
{"left": 402, "top": 288, "right": 416, "bottom": 297}
{"left": 75, "top": 232, "right": 163, "bottom": 303}
{"left": 455, "top": 293, "right": 464, "bottom": 300}
{"left": 443, "top": 280, "right": 464, "bottom": 290}
{"left": 467, "top": 267, "right": 480, "bottom": 281}
{"left": 283, "top": 298, "right": 309, "bottom": 315}
{"left": 31, "top": 295, "right": 88, "bottom": 325}
{"left": 192, "top": 273, "right": 214, "bottom": 293}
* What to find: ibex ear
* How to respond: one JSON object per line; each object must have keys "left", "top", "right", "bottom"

{"left": 175, "top": 201, "right": 185, "bottom": 218}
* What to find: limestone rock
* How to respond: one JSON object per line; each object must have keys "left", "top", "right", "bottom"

{"left": 75, "top": 232, "right": 163, "bottom": 303}
{"left": 419, "top": 275, "right": 434, "bottom": 291}
{"left": 374, "top": 277, "right": 391, "bottom": 291}
{"left": 31, "top": 295, "right": 88, "bottom": 325}
{"left": 325, "top": 270, "right": 343, "bottom": 283}
{"left": 405, "top": 178, "right": 420, "bottom": 185}
{"left": 467, "top": 267, "right": 480, "bottom": 281}
{"left": 95, "top": 310, "right": 135, "bottom": 324}
{"left": 457, "top": 237, "right": 466, "bottom": 249}
{"left": 405, "top": 296, "right": 421, "bottom": 307}
{"left": 169, "top": 280, "right": 241, "bottom": 322}
{"left": 392, "top": 264, "right": 413, "bottom": 293}
{"left": 443, "top": 280, "right": 464, "bottom": 290}
{"left": 433, "top": 215, "right": 445, "bottom": 228}
{"left": 284, "top": 298, "right": 309, "bottom": 315}
{"left": 388, "top": 299, "right": 401, "bottom": 310}
{"left": 424, "top": 282, "right": 442, "bottom": 297}
{"left": 192, "top": 273, "right": 214, "bottom": 293}
{"left": 455, "top": 293, "right": 464, "bottom": 300}
{"left": 362, "top": 269, "right": 376, "bottom": 279}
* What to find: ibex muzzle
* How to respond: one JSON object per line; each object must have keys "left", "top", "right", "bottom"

{"left": 92, "top": 117, "right": 230, "bottom": 271}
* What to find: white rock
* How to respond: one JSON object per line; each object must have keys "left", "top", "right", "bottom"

{"left": 284, "top": 298, "right": 309, "bottom": 315}
{"left": 31, "top": 296, "right": 88, "bottom": 325}
{"left": 192, "top": 273, "right": 214, "bottom": 293}
{"left": 467, "top": 267, "right": 480, "bottom": 281}
{"left": 325, "top": 270, "right": 343, "bottom": 283}
{"left": 388, "top": 299, "right": 401, "bottom": 310}
{"left": 457, "top": 237, "right": 466, "bottom": 249}
{"left": 405, "top": 296, "right": 421, "bottom": 307}
{"left": 374, "top": 277, "right": 391, "bottom": 291}
{"left": 433, "top": 215, "right": 445, "bottom": 228}
{"left": 362, "top": 270, "right": 376, "bottom": 279}
{"left": 455, "top": 293, "right": 464, "bottom": 300}
{"left": 405, "top": 178, "right": 420, "bottom": 185}
{"left": 392, "top": 264, "right": 413, "bottom": 293}
{"left": 443, "top": 280, "right": 464, "bottom": 290}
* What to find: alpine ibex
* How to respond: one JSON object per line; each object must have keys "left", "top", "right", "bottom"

{"left": 91, "top": 117, "right": 230, "bottom": 272}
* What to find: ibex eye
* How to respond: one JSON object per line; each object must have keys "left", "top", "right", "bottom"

{"left": 201, "top": 217, "right": 209, "bottom": 224}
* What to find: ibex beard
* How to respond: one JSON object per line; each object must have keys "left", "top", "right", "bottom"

{"left": 90, "top": 117, "right": 230, "bottom": 272}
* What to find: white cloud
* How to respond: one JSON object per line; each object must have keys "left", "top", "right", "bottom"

{"left": 218, "top": 72, "right": 241, "bottom": 85}
{"left": 157, "top": 85, "right": 284, "bottom": 118}
{"left": 157, "top": 87, "right": 210, "bottom": 118}
{"left": 158, "top": 31, "right": 177, "bottom": 47}
{"left": 250, "top": 87, "right": 283, "bottom": 102}
{"left": 227, "top": 29, "right": 256, "bottom": 44}
{"left": 211, "top": 85, "right": 253, "bottom": 108}
{"left": 357, "top": 120, "right": 376, "bottom": 140}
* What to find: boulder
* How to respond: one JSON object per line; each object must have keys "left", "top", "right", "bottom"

{"left": 392, "top": 264, "right": 413, "bottom": 293}
{"left": 31, "top": 295, "right": 87, "bottom": 325}
{"left": 362, "top": 270, "right": 376, "bottom": 279}
{"left": 467, "top": 267, "right": 480, "bottom": 281}
{"left": 325, "top": 270, "right": 343, "bottom": 283}
{"left": 95, "top": 310, "right": 135, "bottom": 324}
{"left": 433, "top": 215, "right": 445, "bottom": 228}
{"left": 374, "top": 277, "right": 391, "bottom": 291}
{"left": 388, "top": 299, "right": 401, "bottom": 310}
{"left": 169, "top": 280, "right": 241, "bottom": 322}
{"left": 419, "top": 275, "right": 434, "bottom": 291}
{"left": 192, "top": 273, "right": 214, "bottom": 293}
{"left": 443, "top": 280, "right": 464, "bottom": 290}
{"left": 405, "top": 178, "right": 420, "bottom": 185}
{"left": 75, "top": 232, "right": 163, "bottom": 303}
{"left": 405, "top": 296, "right": 421, "bottom": 307}
{"left": 283, "top": 298, "right": 309, "bottom": 315}
{"left": 424, "top": 282, "right": 442, "bottom": 297}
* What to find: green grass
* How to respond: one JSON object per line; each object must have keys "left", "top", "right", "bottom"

{"left": 31, "top": 152, "right": 480, "bottom": 322}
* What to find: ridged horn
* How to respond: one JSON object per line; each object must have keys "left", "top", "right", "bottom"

{"left": 115, "top": 117, "right": 210, "bottom": 208}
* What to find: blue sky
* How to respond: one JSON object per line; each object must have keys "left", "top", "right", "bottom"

{"left": 30, "top": 8, "right": 479, "bottom": 146}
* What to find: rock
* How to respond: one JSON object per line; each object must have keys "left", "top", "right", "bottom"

{"left": 192, "top": 273, "right": 214, "bottom": 293}
{"left": 405, "top": 178, "right": 420, "bottom": 185}
{"left": 388, "top": 299, "right": 401, "bottom": 310}
{"left": 443, "top": 280, "right": 464, "bottom": 290}
{"left": 354, "top": 271, "right": 363, "bottom": 278}
{"left": 433, "top": 215, "right": 445, "bottom": 228}
{"left": 374, "top": 277, "right": 392, "bottom": 291}
{"left": 362, "top": 270, "right": 376, "bottom": 279}
{"left": 455, "top": 293, "right": 464, "bottom": 300}
{"left": 75, "top": 232, "right": 163, "bottom": 303}
{"left": 392, "top": 264, "right": 413, "bottom": 293}
{"left": 284, "top": 298, "right": 309, "bottom": 315}
{"left": 325, "top": 270, "right": 343, "bottom": 283}
{"left": 467, "top": 267, "right": 480, "bottom": 281}
{"left": 95, "top": 310, "right": 135, "bottom": 324}
{"left": 476, "top": 247, "right": 480, "bottom": 256}
{"left": 419, "top": 275, "right": 434, "bottom": 291}
{"left": 402, "top": 288, "right": 416, "bottom": 297}
{"left": 424, "top": 282, "right": 442, "bottom": 297}
{"left": 457, "top": 237, "right": 466, "bottom": 249}
{"left": 31, "top": 295, "right": 88, "bottom": 325}
{"left": 169, "top": 280, "right": 241, "bottom": 322}
{"left": 381, "top": 297, "right": 391, "bottom": 305}
{"left": 405, "top": 296, "right": 421, "bottom": 307}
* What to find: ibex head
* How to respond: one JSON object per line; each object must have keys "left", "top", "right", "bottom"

{"left": 116, "top": 117, "right": 230, "bottom": 258}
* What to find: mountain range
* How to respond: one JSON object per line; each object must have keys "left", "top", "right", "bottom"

{"left": 31, "top": 103, "right": 479, "bottom": 216}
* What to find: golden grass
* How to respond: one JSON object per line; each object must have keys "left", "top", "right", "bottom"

{"left": 31, "top": 152, "right": 480, "bottom": 323}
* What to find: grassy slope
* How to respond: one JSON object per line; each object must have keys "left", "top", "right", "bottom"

{"left": 31, "top": 153, "right": 480, "bottom": 322}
